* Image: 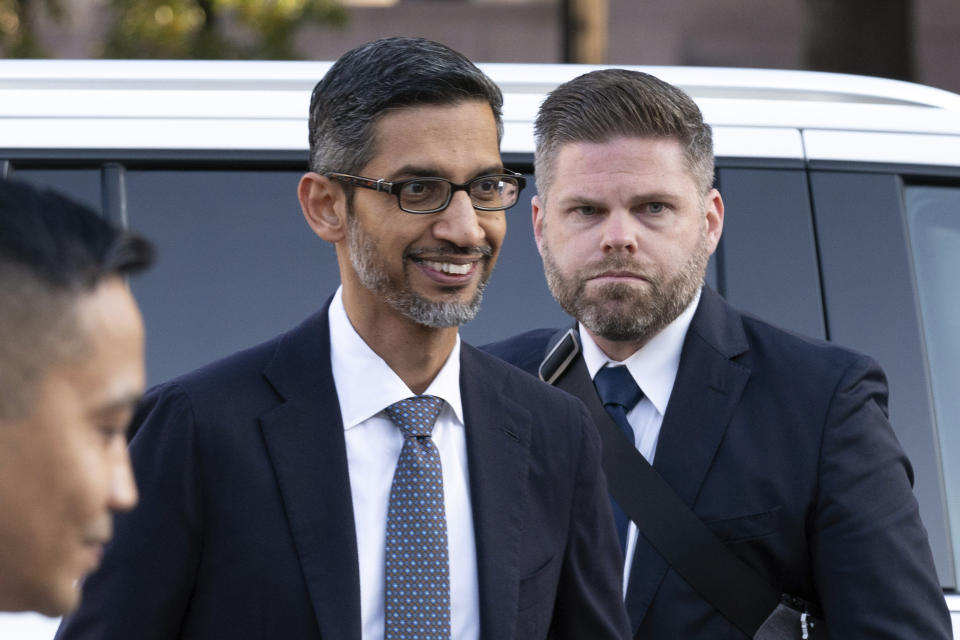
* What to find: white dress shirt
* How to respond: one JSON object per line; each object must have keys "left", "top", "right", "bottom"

{"left": 328, "top": 287, "right": 480, "bottom": 640}
{"left": 579, "top": 288, "right": 701, "bottom": 594}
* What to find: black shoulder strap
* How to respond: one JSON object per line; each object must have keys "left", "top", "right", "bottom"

{"left": 541, "top": 330, "right": 780, "bottom": 637}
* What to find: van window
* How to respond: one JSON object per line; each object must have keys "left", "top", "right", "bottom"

{"left": 905, "top": 184, "right": 960, "bottom": 582}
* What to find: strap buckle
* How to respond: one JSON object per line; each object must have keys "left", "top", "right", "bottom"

{"left": 538, "top": 328, "right": 580, "bottom": 384}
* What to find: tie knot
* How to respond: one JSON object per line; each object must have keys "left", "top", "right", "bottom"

{"left": 386, "top": 395, "right": 444, "bottom": 438}
{"left": 594, "top": 365, "right": 643, "bottom": 411}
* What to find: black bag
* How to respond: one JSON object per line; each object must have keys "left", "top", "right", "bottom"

{"left": 540, "top": 329, "right": 827, "bottom": 640}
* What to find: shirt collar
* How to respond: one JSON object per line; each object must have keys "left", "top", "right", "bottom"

{"left": 579, "top": 288, "right": 701, "bottom": 416}
{"left": 328, "top": 286, "right": 464, "bottom": 429}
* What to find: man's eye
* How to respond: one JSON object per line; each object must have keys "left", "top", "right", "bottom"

{"left": 98, "top": 425, "right": 125, "bottom": 444}
{"left": 474, "top": 179, "right": 497, "bottom": 193}
{"left": 576, "top": 206, "right": 598, "bottom": 216}
{"left": 647, "top": 203, "right": 666, "bottom": 214}
{"left": 471, "top": 179, "right": 500, "bottom": 202}
{"left": 401, "top": 180, "right": 442, "bottom": 201}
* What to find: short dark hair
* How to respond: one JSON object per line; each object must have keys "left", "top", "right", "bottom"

{"left": 0, "top": 180, "right": 153, "bottom": 289}
{"left": 534, "top": 69, "right": 714, "bottom": 197}
{"left": 307, "top": 37, "right": 504, "bottom": 177}
{"left": 0, "top": 180, "right": 154, "bottom": 419}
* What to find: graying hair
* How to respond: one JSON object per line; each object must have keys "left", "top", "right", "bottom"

{"left": 308, "top": 37, "right": 504, "bottom": 178}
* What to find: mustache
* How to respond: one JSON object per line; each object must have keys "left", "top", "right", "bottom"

{"left": 406, "top": 244, "right": 493, "bottom": 260}
{"left": 582, "top": 256, "right": 650, "bottom": 279}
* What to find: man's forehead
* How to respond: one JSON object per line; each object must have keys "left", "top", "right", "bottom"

{"left": 551, "top": 137, "right": 694, "bottom": 181}
{"left": 364, "top": 100, "right": 502, "bottom": 177}
{"left": 555, "top": 135, "right": 686, "bottom": 159}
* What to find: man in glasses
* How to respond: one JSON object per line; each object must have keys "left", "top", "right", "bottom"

{"left": 58, "top": 37, "right": 630, "bottom": 640}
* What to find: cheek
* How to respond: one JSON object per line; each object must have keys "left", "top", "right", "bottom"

{"left": 480, "top": 214, "right": 506, "bottom": 248}
{"left": 546, "top": 228, "right": 591, "bottom": 268}
{"left": 52, "top": 433, "right": 115, "bottom": 524}
{"left": 0, "top": 443, "right": 98, "bottom": 608}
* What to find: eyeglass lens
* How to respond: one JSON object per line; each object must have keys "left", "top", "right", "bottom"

{"left": 399, "top": 176, "right": 521, "bottom": 212}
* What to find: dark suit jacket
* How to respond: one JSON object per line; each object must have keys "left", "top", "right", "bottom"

{"left": 56, "top": 300, "right": 630, "bottom": 640}
{"left": 483, "top": 287, "right": 952, "bottom": 639}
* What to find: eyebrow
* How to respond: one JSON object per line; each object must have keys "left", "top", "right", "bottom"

{"left": 559, "top": 191, "right": 679, "bottom": 207}
{"left": 558, "top": 194, "right": 605, "bottom": 208}
{"left": 89, "top": 391, "right": 142, "bottom": 419}
{"left": 388, "top": 164, "right": 505, "bottom": 181}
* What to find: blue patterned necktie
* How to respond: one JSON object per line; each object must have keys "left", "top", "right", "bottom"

{"left": 594, "top": 365, "right": 644, "bottom": 554}
{"left": 383, "top": 395, "right": 450, "bottom": 640}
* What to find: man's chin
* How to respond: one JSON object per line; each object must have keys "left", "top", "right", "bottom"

{"left": 27, "top": 580, "right": 81, "bottom": 618}
{"left": 571, "top": 294, "right": 643, "bottom": 321}
{"left": 390, "top": 290, "right": 484, "bottom": 329}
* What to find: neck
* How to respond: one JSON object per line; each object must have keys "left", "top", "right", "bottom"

{"left": 0, "top": 581, "right": 34, "bottom": 615}
{"left": 342, "top": 290, "right": 458, "bottom": 395}
{"left": 589, "top": 332, "right": 647, "bottom": 362}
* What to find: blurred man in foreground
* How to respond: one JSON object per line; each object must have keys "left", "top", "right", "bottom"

{"left": 0, "top": 179, "right": 153, "bottom": 615}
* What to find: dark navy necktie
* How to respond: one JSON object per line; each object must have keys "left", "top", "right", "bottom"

{"left": 383, "top": 395, "right": 450, "bottom": 640}
{"left": 594, "top": 365, "right": 644, "bottom": 555}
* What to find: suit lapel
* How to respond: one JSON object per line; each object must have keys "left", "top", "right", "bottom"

{"left": 259, "top": 305, "right": 362, "bottom": 640}
{"left": 624, "top": 287, "right": 751, "bottom": 630}
{"left": 460, "top": 345, "right": 532, "bottom": 640}
{"left": 652, "top": 288, "right": 751, "bottom": 507}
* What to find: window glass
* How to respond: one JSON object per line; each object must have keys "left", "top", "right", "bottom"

{"left": 461, "top": 171, "right": 570, "bottom": 345}
{"left": 7, "top": 168, "right": 101, "bottom": 213}
{"left": 905, "top": 184, "right": 960, "bottom": 582}
{"left": 124, "top": 169, "right": 335, "bottom": 385}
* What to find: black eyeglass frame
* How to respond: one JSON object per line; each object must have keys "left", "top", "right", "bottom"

{"left": 326, "top": 170, "right": 527, "bottom": 214}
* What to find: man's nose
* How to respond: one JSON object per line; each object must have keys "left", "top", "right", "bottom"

{"left": 109, "top": 450, "right": 139, "bottom": 513}
{"left": 432, "top": 191, "right": 485, "bottom": 247}
{"left": 601, "top": 209, "right": 639, "bottom": 253}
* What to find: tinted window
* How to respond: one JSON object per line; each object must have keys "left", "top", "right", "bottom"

{"left": 7, "top": 168, "right": 101, "bottom": 213}
{"left": 715, "top": 167, "right": 824, "bottom": 339}
{"left": 810, "top": 171, "right": 953, "bottom": 586}
{"left": 905, "top": 184, "right": 960, "bottom": 584}
{"left": 124, "top": 169, "right": 334, "bottom": 385}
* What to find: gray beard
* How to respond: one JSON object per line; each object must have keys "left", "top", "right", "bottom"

{"left": 347, "top": 213, "right": 489, "bottom": 328}
{"left": 541, "top": 227, "right": 709, "bottom": 345}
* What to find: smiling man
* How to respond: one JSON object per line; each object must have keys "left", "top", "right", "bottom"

{"left": 484, "top": 69, "right": 952, "bottom": 638}
{"left": 57, "top": 38, "right": 629, "bottom": 640}
{"left": 0, "top": 179, "right": 152, "bottom": 616}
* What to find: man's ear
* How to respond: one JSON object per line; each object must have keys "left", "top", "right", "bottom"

{"left": 704, "top": 188, "right": 724, "bottom": 255}
{"left": 531, "top": 194, "right": 545, "bottom": 255}
{"left": 298, "top": 172, "right": 347, "bottom": 243}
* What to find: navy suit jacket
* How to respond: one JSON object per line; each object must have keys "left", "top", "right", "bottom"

{"left": 57, "top": 300, "right": 630, "bottom": 640}
{"left": 483, "top": 287, "right": 952, "bottom": 639}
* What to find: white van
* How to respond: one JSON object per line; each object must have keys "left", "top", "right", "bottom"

{"left": 2, "top": 60, "right": 959, "bottom": 636}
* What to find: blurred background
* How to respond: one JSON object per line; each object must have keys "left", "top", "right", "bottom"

{"left": 0, "top": 0, "right": 958, "bottom": 93}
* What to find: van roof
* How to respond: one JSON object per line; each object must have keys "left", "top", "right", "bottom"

{"left": 2, "top": 59, "right": 959, "bottom": 166}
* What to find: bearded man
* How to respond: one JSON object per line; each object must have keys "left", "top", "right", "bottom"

{"left": 483, "top": 69, "right": 951, "bottom": 639}
{"left": 56, "top": 38, "right": 630, "bottom": 640}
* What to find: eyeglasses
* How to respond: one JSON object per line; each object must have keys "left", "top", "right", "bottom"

{"left": 326, "top": 170, "right": 526, "bottom": 214}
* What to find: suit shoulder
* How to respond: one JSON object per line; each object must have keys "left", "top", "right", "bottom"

{"left": 168, "top": 334, "right": 282, "bottom": 394}
{"left": 465, "top": 343, "right": 589, "bottom": 414}
{"left": 738, "top": 311, "right": 873, "bottom": 368}
{"left": 480, "top": 328, "right": 558, "bottom": 376}
{"left": 136, "top": 332, "right": 288, "bottom": 434}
